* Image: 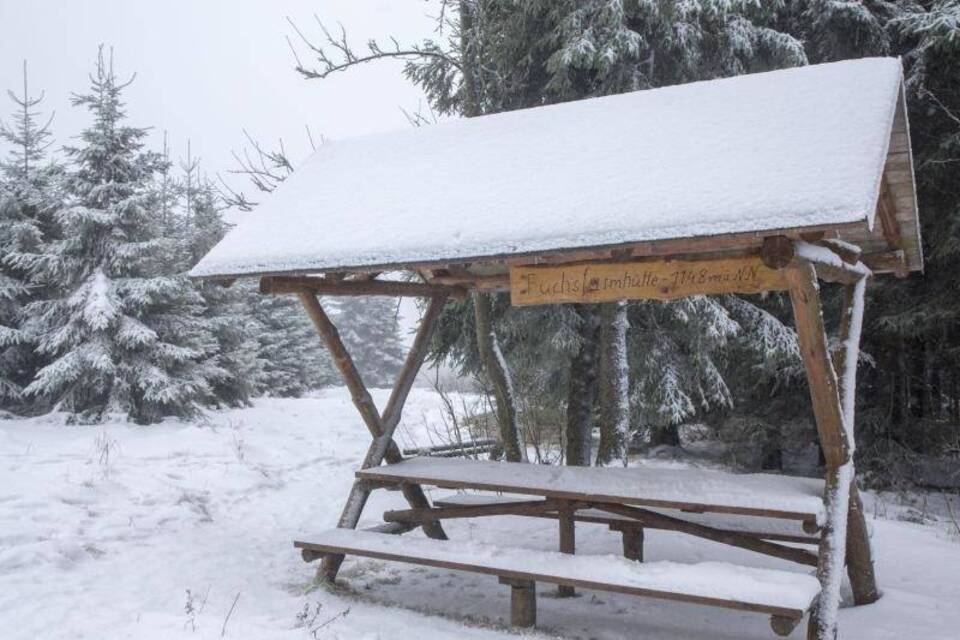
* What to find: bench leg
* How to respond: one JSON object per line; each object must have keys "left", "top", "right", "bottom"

{"left": 558, "top": 503, "right": 576, "bottom": 597}
{"left": 609, "top": 523, "right": 644, "bottom": 562}
{"left": 500, "top": 578, "right": 536, "bottom": 628}
{"left": 622, "top": 526, "right": 644, "bottom": 562}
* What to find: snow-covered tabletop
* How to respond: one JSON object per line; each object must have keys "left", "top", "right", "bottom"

{"left": 358, "top": 457, "right": 826, "bottom": 522}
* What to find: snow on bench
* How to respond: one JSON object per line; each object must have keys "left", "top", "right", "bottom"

{"left": 433, "top": 493, "right": 820, "bottom": 543}
{"left": 295, "top": 529, "right": 821, "bottom": 633}
{"left": 357, "top": 456, "right": 826, "bottom": 524}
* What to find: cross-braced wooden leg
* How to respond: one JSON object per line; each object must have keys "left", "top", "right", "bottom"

{"left": 834, "top": 282, "right": 880, "bottom": 605}
{"left": 295, "top": 292, "right": 450, "bottom": 582}
{"left": 788, "top": 265, "right": 877, "bottom": 638}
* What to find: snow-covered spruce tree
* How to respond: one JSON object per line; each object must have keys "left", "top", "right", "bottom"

{"left": 0, "top": 61, "right": 63, "bottom": 413}
{"left": 331, "top": 296, "right": 405, "bottom": 388}
{"left": 25, "top": 49, "right": 221, "bottom": 423}
{"left": 178, "top": 151, "right": 266, "bottom": 406}
{"left": 247, "top": 291, "right": 335, "bottom": 396}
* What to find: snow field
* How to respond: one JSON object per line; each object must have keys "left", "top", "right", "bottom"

{"left": 1, "top": 388, "right": 958, "bottom": 639}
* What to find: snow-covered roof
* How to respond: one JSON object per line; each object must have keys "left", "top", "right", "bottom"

{"left": 191, "top": 57, "right": 921, "bottom": 280}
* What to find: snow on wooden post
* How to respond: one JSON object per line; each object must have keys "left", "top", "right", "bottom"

{"left": 784, "top": 262, "right": 862, "bottom": 640}
{"left": 833, "top": 280, "right": 880, "bottom": 605}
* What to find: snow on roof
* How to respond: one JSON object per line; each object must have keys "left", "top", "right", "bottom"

{"left": 191, "top": 57, "right": 905, "bottom": 279}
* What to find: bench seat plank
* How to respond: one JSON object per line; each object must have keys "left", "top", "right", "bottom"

{"left": 357, "top": 456, "right": 825, "bottom": 523}
{"left": 295, "top": 529, "right": 821, "bottom": 619}
{"left": 433, "top": 493, "right": 820, "bottom": 543}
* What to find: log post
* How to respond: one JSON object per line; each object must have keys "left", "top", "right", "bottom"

{"left": 833, "top": 282, "right": 880, "bottom": 605}
{"left": 558, "top": 501, "right": 576, "bottom": 597}
{"left": 622, "top": 525, "right": 645, "bottom": 562}
{"left": 786, "top": 263, "right": 857, "bottom": 639}
{"left": 499, "top": 577, "right": 536, "bottom": 627}
{"left": 296, "top": 292, "right": 449, "bottom": 582}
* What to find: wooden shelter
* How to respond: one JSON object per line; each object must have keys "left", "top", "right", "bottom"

{"left": 191, "top": 57, "right": 922, "bottom": 639}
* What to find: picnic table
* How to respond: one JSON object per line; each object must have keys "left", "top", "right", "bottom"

{"left": 295, "top": 456, "right": 827, "bottom": 636}
{"left": 355, "top": 455, "right": 824, "bottom": 562}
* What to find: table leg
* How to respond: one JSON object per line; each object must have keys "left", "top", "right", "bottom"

{"left": 558, "top": 501, "right": 576, "bottom": 597}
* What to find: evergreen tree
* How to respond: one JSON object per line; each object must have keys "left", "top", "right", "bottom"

{"left": 248, "top": 292, "right": 334, "bottom": 396}
{"left": 25, "top": 49, "right": 220, "bottom": 423}
{"left": 178, "top": 148, "right": 266, "bottom": 406}
{"left": 332, "top": 296, "right": 405, "bottom": 388}
{"left": 0, "top": 61, "right": 61, "bottom": 411}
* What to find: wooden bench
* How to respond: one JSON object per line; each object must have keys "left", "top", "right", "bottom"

{"left": 433, "top": 493, "right": 820, "bottom": 562}
{"left": 295, "top": 529, "right": 821, "bottom": 637}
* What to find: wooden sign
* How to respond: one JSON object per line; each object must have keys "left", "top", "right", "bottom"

{"left": 510, "top": 256, "right": 788, "bottom": 306}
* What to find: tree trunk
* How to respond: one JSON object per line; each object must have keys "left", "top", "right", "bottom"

{"left": 596, "top": 301, "right": 630, "bottom": 466}
{"left": 566, "top": 305, "right": 600, "bottom": 466}
{"left": 473, "top": 292, "right": 524, "bottom": 462}
{"left": 897, "top": 336, "right": 909, "bottom": 431}
{"left": 923, "top": 337, "right": 936, "bottom": 419}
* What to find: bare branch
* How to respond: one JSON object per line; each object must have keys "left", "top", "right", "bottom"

{"left": 286, "top": 15, "right": 460, "bottom": 81}
{"left": 920, "top": 87, "right": 960, "bottom": 127}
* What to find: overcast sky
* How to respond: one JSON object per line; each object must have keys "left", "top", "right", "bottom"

{"left": 0, "top": 1, "right": 445, "bottom": 341}
{"left": 0, "top": 0, "right": 440, "bottom": 178}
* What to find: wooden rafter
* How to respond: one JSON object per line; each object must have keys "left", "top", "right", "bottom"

{"left": 261, "top": 275, "right": 467, "bottom": 298}
{"left": 875, "top": 176, "right": 909, "bottom": 277}
{"left": 761, "top": 236, "right": 870, "bottom": 285}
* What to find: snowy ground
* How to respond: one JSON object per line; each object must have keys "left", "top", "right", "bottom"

{"left": 1, "top": 388, "right": 958, "bottom": 640}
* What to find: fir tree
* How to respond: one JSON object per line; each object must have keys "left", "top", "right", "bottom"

{"left": 248, "top": 292, "right": 333, "bottom": 396}
{"left": 0, "top": 61, "right": 61, "bottom": 411}
{"left": 178, "top": 147, "right": 265, "bottom": 407}
{"left": 332, "top": 296, "right": 405, "bottom": 388}
{"left": 25, "top": 49, "right": 220, "bottom": 423}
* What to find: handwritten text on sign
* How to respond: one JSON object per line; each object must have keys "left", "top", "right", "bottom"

{"left": 510, "top": 256, "right": 788, "bottom": 306}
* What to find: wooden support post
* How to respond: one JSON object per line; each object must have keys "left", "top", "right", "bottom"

{"left": 296, "top": 292, "right": 449, "bottom": 582}
{"left": 786, "top": 263, "right": 861, "bottom": 639}
{"left": 833, "top": 282, "right": 880, "bottom": 606}
{"left": 621, "top": 525, "right": 644, "bottom": 562}
{"left": 499, "top": 578, "right": 536, "bottom": 627}
{"left": 558, "top": 501, "right": 576, "bottom": 597}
